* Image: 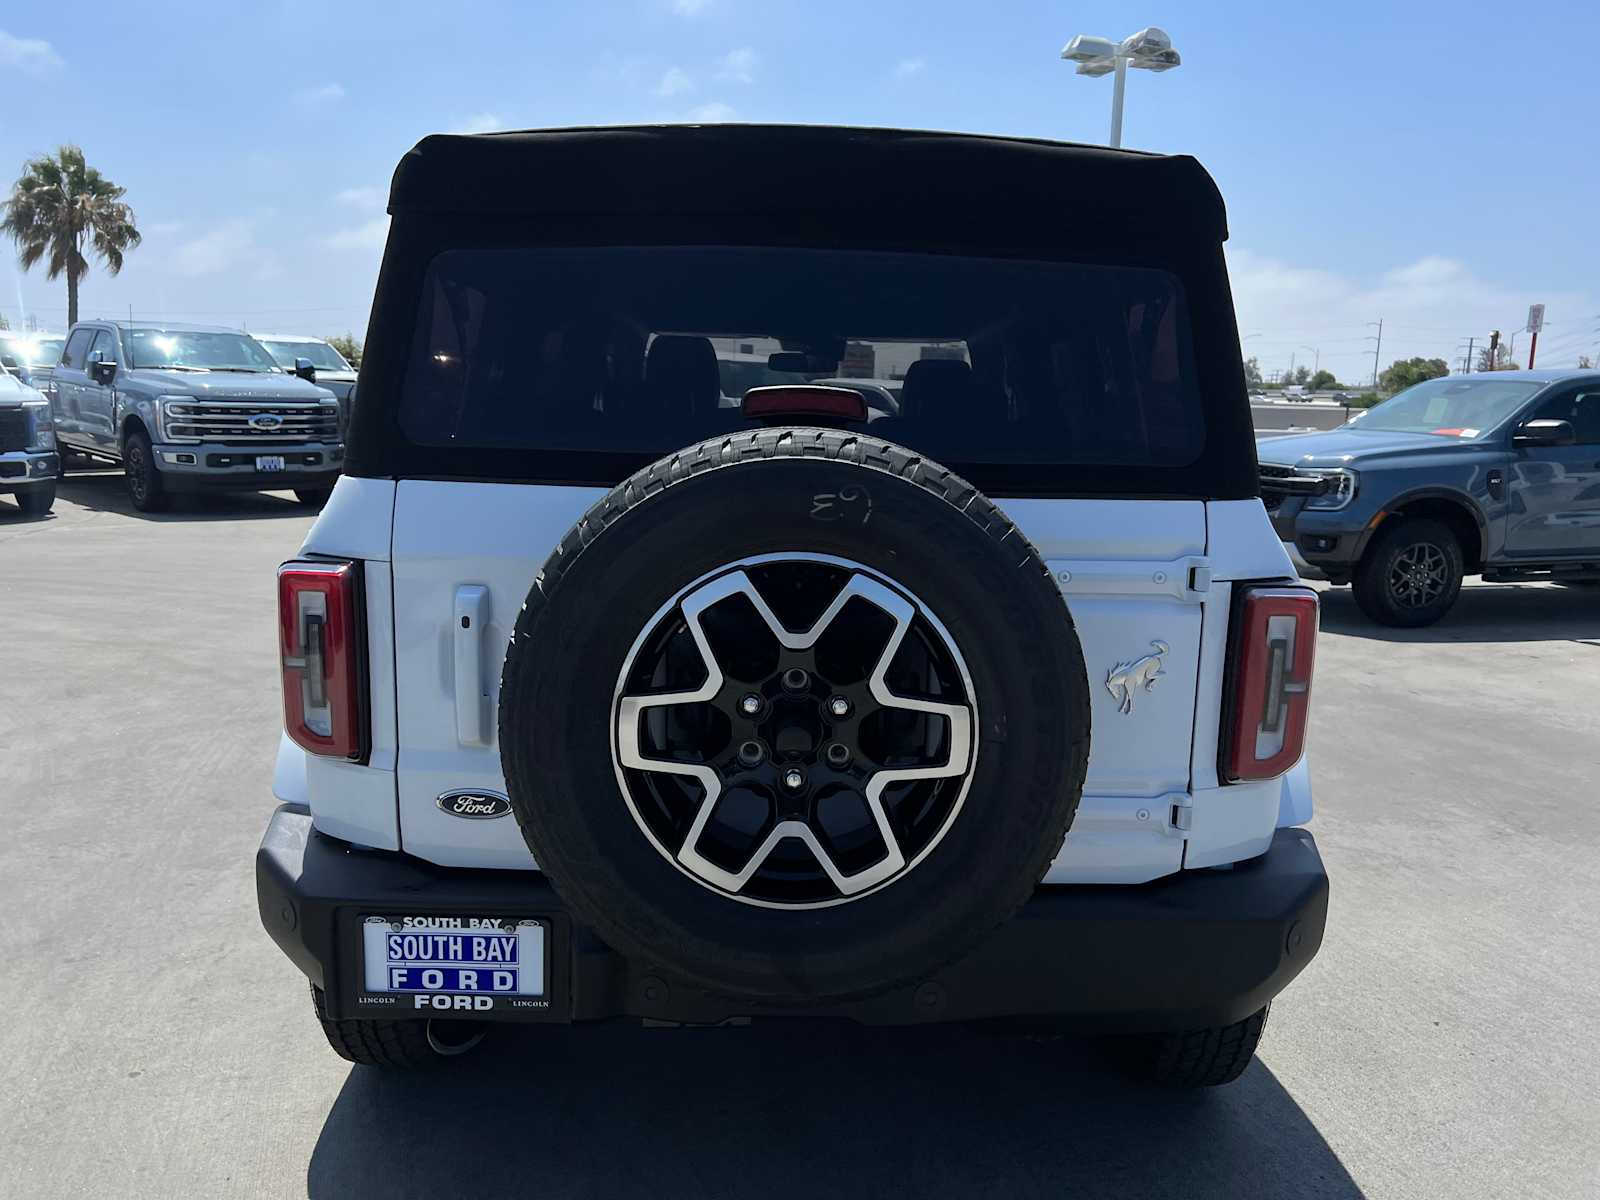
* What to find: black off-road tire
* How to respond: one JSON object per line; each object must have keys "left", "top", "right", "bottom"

{"left": 294, "top": 486, "right": 334, "bottom": 508}
{"left": 15, "top": 484, "right": 55, "bottom": 515}
{"left": 310, "top": 986, "right": 486, "bottom": 1068}
{"left": 500, "top": 427, "right": 1091, "bottom": 1004}
{"left": 123, "top": 428, "right": 171, "bottom": 513}
{"left": 1127, "top": 1005, "right": 1270, "bottom": 1088}
{"left": 1352, "top": 517, "right": 1463, "bottom": 627}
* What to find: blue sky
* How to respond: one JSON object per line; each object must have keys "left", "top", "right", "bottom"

{"left": 3, "top": 0, "right": 1598, "bottom": 379}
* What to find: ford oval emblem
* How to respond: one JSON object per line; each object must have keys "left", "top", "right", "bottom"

{"left": 436, "top": 789, "right": 513, "bottom": 819}
{"left": 249, "top": 413, "right": 284, "bottom": 430}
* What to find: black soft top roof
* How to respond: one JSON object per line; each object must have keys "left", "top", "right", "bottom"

{"left": 388, "top": 124, "right": 1228, "bottom": 246}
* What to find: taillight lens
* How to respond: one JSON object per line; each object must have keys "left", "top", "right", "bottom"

{"left": 1222, "top": 586, "right": 1318, "bottom": 782}
{"left": 741, "top": 385, "right": 869, "bottom": 421}
{"left": 278, "top": 559, "right": 368, "bottom": 762}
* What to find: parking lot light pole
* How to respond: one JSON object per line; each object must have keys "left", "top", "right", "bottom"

{"left": 1061, "top": 27, "right": 1183, "bottom": 149}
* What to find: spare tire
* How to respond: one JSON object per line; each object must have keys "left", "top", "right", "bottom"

{"left": 500, "top": 428, "right": 1089, "bottom": 1002}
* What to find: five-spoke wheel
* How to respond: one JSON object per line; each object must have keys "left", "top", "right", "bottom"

{"left": 614, "top": 555, "right": 976, "bottom": 908}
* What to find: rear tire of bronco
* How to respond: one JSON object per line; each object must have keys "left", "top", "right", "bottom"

{"left": 310, "top": 986, "right": 487, "bottom": 1068}
{"left": 500, "top": 427, "right": 1091, "bottom": 1005}
{"left": 123, "top": 429, "right": 171, "bottom": 513}
{"left": 1124, "top": 1004, "right": 1270, "bottom": 1088}
{"left": 1352, "top": 517, "right": 1463, "bottom": 627}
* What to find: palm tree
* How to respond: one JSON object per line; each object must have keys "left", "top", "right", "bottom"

{"left": 1, "top": 145, "right": 141, "bottom": 328}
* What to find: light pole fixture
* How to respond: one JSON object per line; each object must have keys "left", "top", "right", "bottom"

{"left": 1061, "top": 26, "right": 1182, "bottom": 149}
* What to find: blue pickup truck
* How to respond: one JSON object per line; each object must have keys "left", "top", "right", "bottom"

{"left": 1260, "top": 368, "right": 1600, "bottom": 625}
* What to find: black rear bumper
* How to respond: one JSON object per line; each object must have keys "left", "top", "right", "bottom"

{"left": 257, "top": 804, "right": 1327, "bottom": 1033}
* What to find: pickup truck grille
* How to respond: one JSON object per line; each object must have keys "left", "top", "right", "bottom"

{"left": 162, "top": 401, "right": 340, "bottom": 445}
{"left": 1257, "top": 463, "right": 1328, "bottom": 511}
{"left": 0, "top": 408, "right": 29, "bottom": 452}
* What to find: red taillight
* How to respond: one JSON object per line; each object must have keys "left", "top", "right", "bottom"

{"left": 1222, "top": 586, "right": 1318, "bottom": 782}
{"left": 741, "top": 385, "right": 869, "bottom": 421}
{"left": 278, "top": 559, "right": 368, "bottom": 762}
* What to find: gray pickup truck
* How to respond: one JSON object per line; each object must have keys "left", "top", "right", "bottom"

{"left": 1260, "top": 368, "right": 1600, "bottom": 625}
{"left": 51, "top": 321, "right": 344, "bottom": 511}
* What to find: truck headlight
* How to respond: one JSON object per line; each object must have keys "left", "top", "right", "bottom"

{"left": 1302, "top": 468, "right": 1358, "bottom": 511}
{"left": 156, "top": 396, "right": 202, "bottom": 443}
{"left": 24, "top": 400, "right": 56, "bottom": 451}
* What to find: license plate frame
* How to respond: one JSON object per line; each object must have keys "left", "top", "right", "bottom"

{"left": 255, "top": 455, "right": 287, "bottom": 472}
{"left": 351, "top": 914, "right": 557, "bottom": 1021}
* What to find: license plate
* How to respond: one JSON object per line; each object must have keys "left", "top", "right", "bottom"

{"left": 362, "top": 916, "right": 546, "bottom": 1001}
{"left": 255, "top": 455, "right": 286, "bottom": 472}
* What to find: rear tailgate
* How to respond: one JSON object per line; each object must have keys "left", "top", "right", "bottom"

{"left": 389, "top": 482, "right": 1209, "bottom": 882}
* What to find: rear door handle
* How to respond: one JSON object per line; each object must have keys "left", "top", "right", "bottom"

{"left": 453, "top": 585, "right": 490, "bottom": 744}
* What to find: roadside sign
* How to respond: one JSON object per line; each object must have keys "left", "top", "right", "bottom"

{"left": 1526, "top": 304, "right": 1545, "bottom": 333}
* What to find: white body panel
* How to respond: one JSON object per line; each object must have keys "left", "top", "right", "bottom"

{"left": 287, "top": 478, "right": 1313, "bottom": 880}
{"left": 273, "top": 477, "right": 401, "bottom": 850}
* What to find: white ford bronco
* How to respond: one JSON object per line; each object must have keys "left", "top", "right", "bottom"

{"left": 257, "top": 125, "right": 1327, "bottom": 1087}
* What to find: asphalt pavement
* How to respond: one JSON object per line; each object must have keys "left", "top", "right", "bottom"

{"left": 2, "top": 471, "right": 1597, "bottom": 1199}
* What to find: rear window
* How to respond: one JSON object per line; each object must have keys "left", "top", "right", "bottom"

{"left": 398, "top": 247, "right": 1203, "bottom": 471}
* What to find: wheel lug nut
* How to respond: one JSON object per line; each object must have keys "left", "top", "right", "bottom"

{"left": 782, "top": 668, "right": 810, "bottom": 693}
{"left": 828, "top": 695, "right": 851, "bottom": 718}
{"left": 826, "top": 743, "right": 851, "bottom": 767}
{"left": 738, "top": 740, "right": 765, "bottom": 766}
{"left": 782, "top": 767, "right": 806, "bottom": 791}
{"left": 738, "top": 693, "right": 762, "bottom": 716}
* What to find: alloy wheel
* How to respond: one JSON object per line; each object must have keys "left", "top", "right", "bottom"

{"left": 1387, "top": 541, "right": 1448, "bottom": 609}
{"left": 612, "top": 554, "right": 978, "bottom": 909}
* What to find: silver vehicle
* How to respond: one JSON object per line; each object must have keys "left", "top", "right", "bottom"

{"left": 0, "top": 362, "right": 59, "bottom": 515}
{"left": 0, "top": 330, "right": 67, "bottom": 392}
{"left": 254, "top": 334, "right": 359, "bottom": 405}
{"left": 49, "top": 321, "right": 343, "bottom": 512}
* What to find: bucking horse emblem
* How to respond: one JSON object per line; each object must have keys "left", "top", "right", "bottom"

{"left": 1105, "top": 641, "right": 1170, "bottom": 715}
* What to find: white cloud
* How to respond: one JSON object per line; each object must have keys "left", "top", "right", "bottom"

{"left": 716, "top": 47, "right": 757, "bottom": 84}
{"left": 325, "top": 217, "right": 390, "bottom": 252}
{"left": 1227, "top": 248, "right": 1599, "bottom": 377}
{"left": 455, "top": 112, "right": 503, "bottom": 134}
{"left": 292, "top": 82, "right": 345, "bottom": 109}
{"left": 686, "top": 102, "right": 736, "bottom": 122}
{"left": 655, "top": 67, "right": 694, "bottom": 98}
{"left": 334, "top": 186, "right": 385, "bottom": 209}
{"left": 172, "top": 221, "right": 260, "bottom": 277}
{"left": 893, "top": 58, "right": 925, "bottom": 80}
{"left": 0, "top": 30, "right": 62, "bottom": 73}
{"left": 672, "top": 0, "right": 711, "bottom": 14}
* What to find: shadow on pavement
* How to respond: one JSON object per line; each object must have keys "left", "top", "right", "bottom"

{"left": 307, "top": 1024, "right": 1363, "bottom": 1199}
{"left": 54, "top": 468, "right": 313, "bottom": 522}
{"left": 1320, "top": 582, "right": 1600, "bottom": 645}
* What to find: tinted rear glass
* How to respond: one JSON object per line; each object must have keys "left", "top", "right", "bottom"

{"left": 398, "top": 247, "right": 1203, "bottom": 470}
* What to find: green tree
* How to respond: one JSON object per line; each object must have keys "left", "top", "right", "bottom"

{"left": 0, "top": 311, "right": 8, "bottom": 331}
{"left": 2, "top": 146, "right": 140, "bottom": 328}
{"left": 1242, "top": 355, "right": 1263, "bottom": 386}
{"left": 1378, "top": 356, "right": 1449, "bottom": 394}
{"left": 325, "top": 332, "right": 362, "bottom": 367}
{"left": 1291, "top": 365, "right": 1311, "bottom": 386}
{"left": 1476, "top": 343, "right": 1515, "bottom": 372}
{"left": 1308, "top": 369, "right": 1336, "bottom": 391}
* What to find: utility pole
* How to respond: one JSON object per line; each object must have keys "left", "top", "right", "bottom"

{"left": 1366, "top": 318, "right": 1384, "bottom": 387}
{"left": 1464, "top": 336, "right": 1475, "bottom": 374}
